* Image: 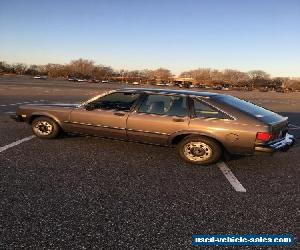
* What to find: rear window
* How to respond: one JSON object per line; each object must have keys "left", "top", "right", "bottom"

{"left": 215, "top": 95, "right": 282, "bottom": 123}
{"left": 215, "top": 96, "right": 274, "bottom": 116}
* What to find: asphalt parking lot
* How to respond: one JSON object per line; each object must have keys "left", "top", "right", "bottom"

{"left": 0, "top": 77, "right": 299, "bottom": 249}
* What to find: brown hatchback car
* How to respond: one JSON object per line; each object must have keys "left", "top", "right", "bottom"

{"left": 12, "top": 88, "right": 295, "bottom": 165}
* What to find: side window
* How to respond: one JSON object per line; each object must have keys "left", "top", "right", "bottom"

{"left": 193, "top": 99, "right": 226, "bottom": 119}
{"left": 138, "top": 94, "right": 188, "bottom": 117}
{"left": 91, "top": 92, "right": 140, "bottom": 111}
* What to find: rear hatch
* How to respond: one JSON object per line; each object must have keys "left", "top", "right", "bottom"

{"left": 268, "top": 117, "right": 289, "bottom": 141}
{"left": 214, "top": 95, "right": 289, "bottom": 141}
{"left": 253, "top": 112, "right": 288, "bottom": 139}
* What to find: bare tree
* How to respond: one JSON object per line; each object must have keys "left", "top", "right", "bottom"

{"left": 0, "top": 61, "right": 11, "bottom": 74}
{"left": 69, "top": 58, "right": 95, "bottom": 78}
{"left": 248, "top": 70, "right": 270, "bottom": 80}
{"left": 92, "top": 65, "right": 114, "bottom": 80}
{"left": 285, "top": 79, "right": 300, "bottom": 90}
{"left": 151, "top": 68, "right": 172, "bottom": 82}
{"left": 222, "top": 69, "right": 249, "bottom": 85}
{"left": 210, "top": 69, "right": 223, "bottom": 83}
{"left": 247, "top": 70, "right": 271, "bottom": 87}
{"left": 25, "top": 65, "right": 39, "bottom": 75}
{"left": 12, "top": 63, "right": 27, "bottom": 75}
{"left": 180, "top": 68, "right": 212, "bottom": 84}
{"left": 2, "top": 59, "right": 297, "bottom": 90}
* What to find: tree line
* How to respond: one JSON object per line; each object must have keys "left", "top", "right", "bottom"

{"left": 0, "top": 59, "right": 299, "bottom": 89}
{"left": 0, "top": 59, "right": 172, "bottom": 82}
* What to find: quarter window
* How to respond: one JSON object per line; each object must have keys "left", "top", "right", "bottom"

{"left": 138, "top": 94, "right": 188, "bottom": 117}
{"left": 91, "top": 92, "right": 140, "bottom": 111}
{"left": 193, "top": 99, "right": 226, "bottom": 119}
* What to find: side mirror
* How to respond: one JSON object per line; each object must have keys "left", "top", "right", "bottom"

{"left": 85, "top": 103, "right": 96, "bottom": 111}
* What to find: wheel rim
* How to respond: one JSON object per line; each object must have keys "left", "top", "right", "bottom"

{"left": 183, "top": 141, "right": 212, "bottom": 162}
{"left": 33, "top": 121, "right": 53, "bottom": 136}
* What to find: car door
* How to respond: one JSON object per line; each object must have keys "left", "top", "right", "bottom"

{"left": 68, "top": 92, "right": 140, "bottom": 139}
{"left": 127, "top": 93, "right": 190, "bottom": 145}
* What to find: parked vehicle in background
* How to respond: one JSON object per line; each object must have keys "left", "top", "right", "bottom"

{"left": 11, "top": 88, "right": 295, "bottom": 165}
{"left": 68, "top": 77, "right": 78, "bottom": 82}
{"left": 221, "top": 84, "right": 230, "bottom": 90}
{"left": 259, "top": 86, "right": 269, "bottom": 92}
{"left": 182, "top": 82, "right": 194, "bottom": 88}
{"left": 33, "top": 75, "right": 47, "bottom": 80}
{"left": 155, "top": 82, "right": 166, "bottom": 86}
{"left": 213, "top": 85, "right": 222, "bottom": 90}
{"left": 132, "top": 81, "right": 140, "bottom": 85}
{"left": 276, "top": 87, "right": 293, "bottom": 93}
{"left": 88, "top": 79, "right": 100, "bottom": 83}
{"left": 102, "top": 80, "right": 109, "bottom": 83}
{"left": 196, "top": 84, "right": 209, "bottom": 89}
{"left": 77, "top": 79, "right": 87, "bottom": 82}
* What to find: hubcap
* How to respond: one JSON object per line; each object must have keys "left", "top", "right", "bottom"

{"left": 183, "top": 141, "right": 212, "bottom": 162}
{"left": 33, "top": 121, "right": 53, "bottom": 136}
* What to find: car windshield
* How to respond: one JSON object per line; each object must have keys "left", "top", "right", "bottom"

{"left": 80, "top": 90, "right": 116, "bottom": 107}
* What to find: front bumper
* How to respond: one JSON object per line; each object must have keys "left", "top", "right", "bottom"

{"left": 10, "top": 114, "right": 25, "bottom": 122}
{"left": 255, "top": 133, "right": 295, "bottom": 153}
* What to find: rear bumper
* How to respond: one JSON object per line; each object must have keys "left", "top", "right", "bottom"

{"left": 254, "top": 133, "right": 295, "bottom": 153}
{"left": 10, "top": 114, "right": 24, "bottom": 122}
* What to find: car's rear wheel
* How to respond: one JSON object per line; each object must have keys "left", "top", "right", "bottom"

{"left": 32, "top": 116, "right": 61, "bottom": 139}
{"left": 178, "top": 135, "right": 222, "bottom": 165}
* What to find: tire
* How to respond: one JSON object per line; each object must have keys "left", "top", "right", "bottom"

{"left": 178, "top": 135, "right": 222, "bottom": 165}
{"left": 31, "top": 116, "right": 61, "bottom": 139}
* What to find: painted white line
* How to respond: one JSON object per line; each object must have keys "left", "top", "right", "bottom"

{"left": 218, "top": 162, "right": 246, "bottom": 193}
{"left": 0, "top": 101, "right": 35, "bottom": 107}
{"left": 289, "top": 124, "right": 300, "bottom": 129}
{"left": 0, "top": 135, "right": 36, "bottom": 153}
{"left": 4, "top": 111, "right": 16, "bottom": 114}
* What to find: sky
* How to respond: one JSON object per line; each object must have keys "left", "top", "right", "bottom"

{"left": 1, "top": 0, "right": 300, "bottom": 77}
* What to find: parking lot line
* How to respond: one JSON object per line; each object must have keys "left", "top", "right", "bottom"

{"left": 218, "top": 162, "right": 246, "bottom": 193}
{"left": 0, "top": 100, "right": 47, "bottom": 108}
{"left": 0, "top": 135, "right": 35, "bottom": 153}
{"left": 289, "top": 124, "right": 300, "bottom": 130}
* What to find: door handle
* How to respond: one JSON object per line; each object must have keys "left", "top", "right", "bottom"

{"left": 173, "top": 118, "right": 184, "bottom": 122}
{"left": 114, "top": 112, "right": 125, "bottom": 116}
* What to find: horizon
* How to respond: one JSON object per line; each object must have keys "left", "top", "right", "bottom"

{"left": 1, "top": 0, "right": 300, "bottom": 77}
{"left": 2, "top": 58, "right": 300, "bottom": 79}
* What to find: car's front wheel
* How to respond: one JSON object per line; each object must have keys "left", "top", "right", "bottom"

{"left": 31, "top": 116, "right": 61, "bottom": 139}
{"left": 178, "top": 135, "right": 222, "bottom": 165}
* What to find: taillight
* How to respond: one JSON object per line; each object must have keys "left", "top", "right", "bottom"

{"left": 256, "top": 132, "right": 273, "bottom": 142}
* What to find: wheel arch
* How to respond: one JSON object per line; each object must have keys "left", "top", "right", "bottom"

{"left": 28, "top": 112, "right": 62, "bottom": 127}
{"left": 169, "top": 131, "right": 226, "bottom": 151}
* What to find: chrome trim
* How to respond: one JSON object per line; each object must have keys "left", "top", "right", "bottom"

{"left": 269, "top": 133, "right": 295, "bottom": 150}
{"left": 79, "top": 90, "right": 116, "bottom": 107}
{"left": 63, "top": 121, "right": 126, "bottom": 130}
{"left": 127, "top": 128, "right": 170, "bottom": 136}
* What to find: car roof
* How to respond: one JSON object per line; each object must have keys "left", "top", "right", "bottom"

{"left": 117, "top": 88, "right": 222, "bottom": 98}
